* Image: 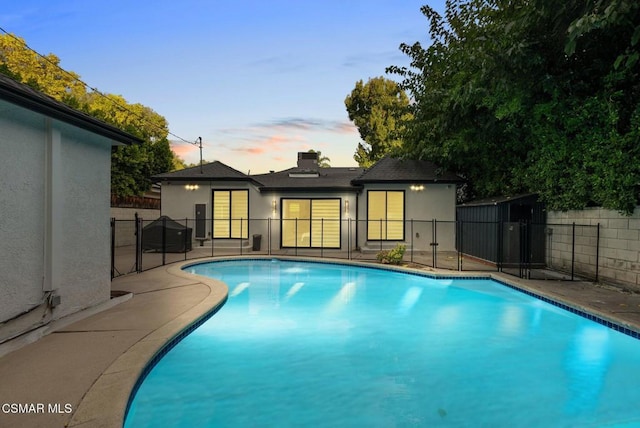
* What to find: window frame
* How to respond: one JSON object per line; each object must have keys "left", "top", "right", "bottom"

{"left": 280, "top": 197, "right": 342, "bottom": 249}
{"left": 366, "top": 190, "right": 405, "bottom": 241}
{"left": 211, "top": 189, "right": 249, "bottom": 239}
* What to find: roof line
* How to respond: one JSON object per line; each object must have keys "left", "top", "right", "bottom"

{"left": 0, "top": 75, "right": 142, "bottom": 145}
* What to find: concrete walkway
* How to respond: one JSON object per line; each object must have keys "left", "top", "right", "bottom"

{"left": 0, "top": 261, "right": 227, "bottom": 428}
{"left": 1, "top": 257, "right": 640, "bottom": 427}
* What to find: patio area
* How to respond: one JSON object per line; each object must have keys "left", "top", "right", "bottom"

{"left": 1, "top": 257, "right": 640, "bottom": 427}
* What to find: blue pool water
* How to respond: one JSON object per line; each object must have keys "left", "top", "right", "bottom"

{"left": 125, "top": 260, "right": 640, "bottom": 427}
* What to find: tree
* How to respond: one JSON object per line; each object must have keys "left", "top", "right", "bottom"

{"left": 172, "top": 155, "right": 187, "bottom": 171}
{"left": 389, "top": 0, "right": 640, "bottom": 213}
{"left": 307, "top": 149, "right": 331, "bottom": 167}
{"left": 0, "top": 33, "right": 175, "bottom": 197}
{"left": 86, "top": 92, "right": 174, "bottom": 196}
{"left": 0, "top": 33, "right": 85, "bottom": 102}
{"left": 345, "top": 76, "right": 413, "bottom": 168}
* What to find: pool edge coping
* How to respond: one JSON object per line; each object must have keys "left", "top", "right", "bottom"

{"left": 184, "top": 255, "right": 640, "bottom": 339}
{"left": 68, "top": 262, "right": 229, "bottom": 428}
{"left": 71, "top": 256, "right": 640, "bottom": 427}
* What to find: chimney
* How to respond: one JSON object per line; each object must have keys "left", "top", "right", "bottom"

{"left": 297, "top": 151, "right": 318, "bottom": 170}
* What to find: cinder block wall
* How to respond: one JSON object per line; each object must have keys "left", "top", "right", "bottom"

{"left": 548, "top": 207, "right": 640, "bottom": 291}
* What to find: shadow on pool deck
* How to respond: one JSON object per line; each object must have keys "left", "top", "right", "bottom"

{"left": 1, "top": 257, "right": 640, "bottom": 428}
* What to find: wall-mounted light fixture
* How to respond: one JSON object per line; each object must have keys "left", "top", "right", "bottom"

{"left": 410, "top": 184, "right": 425, "bottom": 191}
{"left": 344, "top": 199, "right": 350, "bottom": 217}
{"left": 185, "top": 184, "right": 199, "bottom": 191}
{"left": 272, "top": 199, "right": 277, "bottom": 216}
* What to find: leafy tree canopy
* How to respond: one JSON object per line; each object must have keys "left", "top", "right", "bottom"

{"left": 0, "top": 33, "right": 175, "bottom": 197}
{"left": 345, "top": 76, "right": 413, "bottom": 168}
{"left": 389, "top": 0, "right": 640, "bottom": 214}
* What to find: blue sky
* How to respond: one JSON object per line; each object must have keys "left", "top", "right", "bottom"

{"left": 2, "top": 0, "right": 442, "bottom": 173}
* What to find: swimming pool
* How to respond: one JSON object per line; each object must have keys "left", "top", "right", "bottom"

{"left": 125, "top": 259, "right": 640, "bottom": 427}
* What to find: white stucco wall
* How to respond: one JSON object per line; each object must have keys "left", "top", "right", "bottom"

{"left": 159, "top": 181, "right": 458, "bottom": 253}
{"left": 160, "top": 182, "right": 359, "bottom": 251}
{"left": 0, "top": 99, "right": 46, "bottom": 322}
{"left": 58, "top": 122, "right": 114, "bottom": 316}
{"left": 263, "top": 190, "right": 357, "bottom": 251}
{"left": 0, "top": 99, "right": 116, "bottom": 336}
{"left": 357, "top": 183, "right": 457, "bottom": 251}
{"left": 160, "top": 180, "right": 260, "bottom": 240}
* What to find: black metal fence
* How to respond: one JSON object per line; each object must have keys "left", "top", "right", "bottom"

{"left": 111, "top": 217, "right": 600, "bottom": 282}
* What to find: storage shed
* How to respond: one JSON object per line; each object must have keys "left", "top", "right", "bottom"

{"left": 456, "top": 194, "right": 546, "bottom": 267}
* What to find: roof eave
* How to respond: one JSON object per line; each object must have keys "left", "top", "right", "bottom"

{"left": 0, "top": 82, "right": 142, "bottom": 145}
{"left": 351, "top": 179, "right": 463, "bottom": 185}
{"left": 259, "top": 186, "right": 361, "bottom": 193}
{"left": 154, "top": 176, "right": 263, "bottom": 186}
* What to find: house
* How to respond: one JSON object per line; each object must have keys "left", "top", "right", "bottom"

{"left": 154, "top": 152, "right": 463, "bottom": 253}
{"left": 0, "top": 74, "right": 141, "bottom": 344}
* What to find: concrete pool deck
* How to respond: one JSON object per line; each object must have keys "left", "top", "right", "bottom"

{"left": 1, "top": 257, "right": 640, "bottom": 427}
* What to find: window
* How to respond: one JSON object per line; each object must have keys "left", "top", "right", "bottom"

{"left": 367, "top": 190, "right": 404, "bottom": 240}
{"left": 212, "top": 190, "right": 248, "bottom": 238}
{"left": 282, "top": 199, "right": 341, "bottom": 248}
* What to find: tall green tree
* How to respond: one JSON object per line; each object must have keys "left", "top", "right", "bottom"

{"left": 0, "top": 33, "right": 175, "bottom": 197}
{"left": 0, "top": 33, "right": 85, "bottom": 102}
{"left": 87, "top": 92, "right": 174, "bottom": 196}
{"left": 389, "top": 0, "right": 640, "bottom": 213}
{"left": 344, "top": 76, "right": 413, "bottom": 168}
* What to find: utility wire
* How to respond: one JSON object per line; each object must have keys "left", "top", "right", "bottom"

{"left": 0, "top": 26, "right": 201, "bottom": 147}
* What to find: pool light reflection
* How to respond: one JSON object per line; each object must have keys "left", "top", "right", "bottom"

{"left": 397, "top": 286, "right": 423, "bottom": 315}
{"left": 285, "top": 282, "right": 305, "bottom": 301}
{"left": 326, "top": 281, "right": 357, "bottom": 312}
{"left": 230, "top": 282, "right": 250, "bottom": 297}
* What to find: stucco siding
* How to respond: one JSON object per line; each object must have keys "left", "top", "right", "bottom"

{"left": 0, "top": 100, "right": 116, "bottom": 335}
{"left": 58, "top": 122, "right": 113, "bottom": 317}
{"left": 160, "top": 183, "right": 358, "bottom": 251}
{"left": 0, "top": 100, "right": 46, "bottom": 322}
{"left": 357, "top": 183, "right": 457, "bottom": 251}
{"left": 266, "top": 190, "right": 356, "bottom": 251}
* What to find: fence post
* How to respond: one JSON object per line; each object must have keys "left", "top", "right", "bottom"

{"left": 348, "top": 218, "right": 351, "bottom": 260}
{"left": 431, "top": 219, "right": 436, "bottom": 268}
{"left": 595, "top": 223, "right": 600, "bottom": 282}
{"left": 184, "top": 218, "right": 188, "bottom": 261}
{"left": 110, "top": 217, "right": 116, "bottom": 279}
{"left": 268, "top": 218, "right": 272, "bottom": 256}
{"left": 135, "top": 213, "right": 142, "bottom": 273}
{"left": 410, "top": 219, "right": 414, "bottom": 263}
{"left": 321, "top": 218, "right": 324, "bottom": 258}
{"left": 571, "top": 222, "right": 576, "bottom": 281}
{"left": 162, "top": 216, "right": 167, "bottom": 266}
{"left": 520, "top": 221, "right": 529, "bottom": 279}
{"left": 211, "top": 217, "right": 215, "bottom": 258}
{"left": 459, "top": 220, "right": 463, "bottom": 271}
{"left": 240, "top": 218, "right": 243, "bottom": 256}
{"left": 497, "top": 221, "right": 503, "bottom": 272}
{"left": 379, "top": 219, "right": 383, "bottom": 252}
{"left": 519, "top": 221, "right": 524, "bottom": 278}
{"left": 295, "top": 218, "right": 298, "bottom": 257}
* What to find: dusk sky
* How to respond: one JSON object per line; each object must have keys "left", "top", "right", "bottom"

{"left": 2, "top": 1, "right": 443, "bottom": 173}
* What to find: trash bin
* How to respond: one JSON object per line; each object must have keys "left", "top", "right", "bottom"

{"left": 252, "top": 234, "right": 262, "bottom": 251}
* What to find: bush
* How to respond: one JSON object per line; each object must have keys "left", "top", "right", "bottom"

{"left": 376, "top": 244, "right": 406, "bottom": 265}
